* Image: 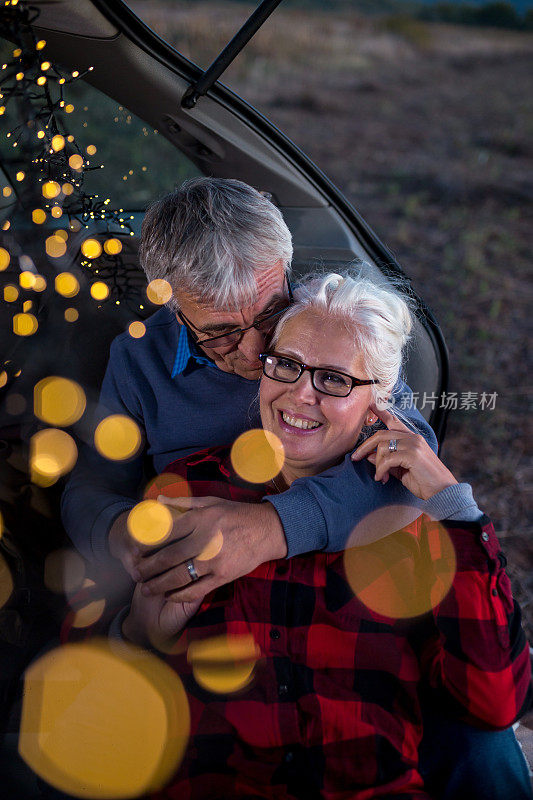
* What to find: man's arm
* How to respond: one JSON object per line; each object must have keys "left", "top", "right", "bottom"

{"left": 61, "top": 337, "right": 145, "bottom": 563}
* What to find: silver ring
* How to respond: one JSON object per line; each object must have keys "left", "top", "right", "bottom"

{"left": 186, "top": 559, "right": 199, "bottom": 582}
{"left": 388, "top": 439, "right": 398, "bottom": 452}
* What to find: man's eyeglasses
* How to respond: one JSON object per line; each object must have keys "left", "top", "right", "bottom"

{"left": 259, "top": 352, "right": 379, "bottom": 398}
{"left": 177, "top": 277, "right": 294, "bottom": 350}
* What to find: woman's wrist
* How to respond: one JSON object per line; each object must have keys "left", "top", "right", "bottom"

{"left": 121, "top": 610, "right": 149, "bottom": 647}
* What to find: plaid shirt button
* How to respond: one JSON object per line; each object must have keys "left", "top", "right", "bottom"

{"left": 481, "top": 532, "right": 490, "bottom": 541}
{"left": 270, "top": 628, "right": 281, "bottom": 640}
{"left": 278, "top": 684, "right": 289, "bottom": 696}
{"left": 284, "top": 751, "right": 294, "bottom": 763}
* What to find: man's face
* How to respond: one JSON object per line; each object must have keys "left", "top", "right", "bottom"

{"left": 175, "top": 260, "right": 287, "bottom": 380}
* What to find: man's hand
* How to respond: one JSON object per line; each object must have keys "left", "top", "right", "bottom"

{"left": 133, "top": 497, "right": 287, "bottom": 602}
{"left": 108, "top": 510, "right": 146, "bottom": 579}
{"left": 122, "top": 582, "right": 203, "bottom": 650}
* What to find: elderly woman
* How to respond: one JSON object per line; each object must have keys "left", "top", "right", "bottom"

{"left": 122, "top": 272, "right": 531, "bottom": 799}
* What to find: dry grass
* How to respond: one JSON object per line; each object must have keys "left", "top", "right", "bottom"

{"left": 130, "top": 1, "right": 533, "bottom": 638}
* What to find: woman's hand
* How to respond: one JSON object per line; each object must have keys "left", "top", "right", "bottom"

{"left": 122, "top": 583, "right": 203, "bottom": 649}
{"left": 352, "top": 404, "right": 458, "bottom": 502}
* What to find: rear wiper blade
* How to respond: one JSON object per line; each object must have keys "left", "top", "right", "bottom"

{"left": 181, "top": 0, "right": 284, "bottom": 109}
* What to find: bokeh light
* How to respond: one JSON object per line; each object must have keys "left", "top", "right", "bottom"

{"left": 68, "top": 153, "right": 83, "bottom": 171}
{"left": 33, "top": 275, "right": 47, "bottom": 292}
{"left": 6, "top": 393, "right": 27, "bottom": 416}
{"left": 19, "top": 640, "right": 190, "bottom": 798}
{"left": 32, "top": 208, "right": 46, "bottom": 224}
{"left": 94, "top": 414, "right": 142, "bottom": 461}
{"left": 71, "top": 596, "right": 106, "bottom": 628}
{"left": 86, "top": 144, "right": 97, "bottom": 155}
{"left": 62, "top": 182, "right": 74, "bottom": 196}
{"left": 344, "top": 515, "right": 457, "bottom": 619}
{"left": 4, "top": 285, "right": 18, "bottom": 302}
{"left": 42, "top": 180, "right": 60, "bottom": 199}
{"left": 230, "top": 429, "right": 285, "bottom": 484}
{"left": 34, "top": 377, "right": 86, "bottom": 427}
{"left": 55, "top": 229, "right": 68, "bottom": 242}
{"left": 13, "top": 313, "right": 38, "bottom": 336}
{"left": 127, "top": 500, "right": 173, "bottom": 547}
{"left": 44, "top": 548, "right": 86, "bottom": 596}
{"left": 51, "top": 206, "right": 62, "bottom": 219}
{"left": 0, "top": 247, "right": 10, "bottom": 270}
{"left": 65, "top": 103, "right": 74, "bottom": 114}
{"left": 104, "top": 238, "right": 122, "bottom": 255}
{"left": 81, "top": 238, "right": 102, "bottom": 259}
{"left": 90, "top": 281, "right": 109, "bottom": 300}
{"left": 146, "top": 279, "right": 172, "bottom": 305}
{"left": 55, "top": 272, "right": 79, "bottom": 298}
{"left": 197, "top": 531, "right": 224, "bottom": 562}
{"left": 188, "top": 634, "right": 260, "bottom": 694}
{"left": 64, "top": 307, "right": 79, "bottom": 322}
{"left": 0, "top": 553, "right": 14, "bottom": 610}
{"left": 51, "top": 134, "right": 65, "bottom": 151}
{"left": 0, "top": 370, "right": 7, "bottom": 388}
{"left": 16, "top": 170, "right": 25, "bottom": 181}
{"left": 128, "top": 321, "right": 145, "bottom": 339}
{"left": 45, "top": 235, "right": 67, "bottom": 258}
{"left": 19, "top": 271, "right": 36, "bottom": 289}
{"left": 23, "top": 300, "right": 32, "bottom": 313}
{"left": 30, "top": 428, "right": 78, "bottom": 486}
{"left": 144, "top": 472, "right": 192, "bottom": 503}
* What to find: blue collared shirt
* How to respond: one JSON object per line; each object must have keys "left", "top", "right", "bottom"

{"left": 171, "top": 325, "right": 214, "bottom": 377}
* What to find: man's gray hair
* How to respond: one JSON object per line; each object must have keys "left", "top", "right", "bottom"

{"left": 140, "top": 177, "right": 293, "bottom": 310}
{"left": 271, "top": 269, "right": 413, "bottom": 412}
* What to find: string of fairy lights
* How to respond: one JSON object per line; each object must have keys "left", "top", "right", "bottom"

{"left": 0, "top": 0, "right": 152, "bottom": 328}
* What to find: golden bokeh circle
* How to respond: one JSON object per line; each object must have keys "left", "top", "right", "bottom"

{"left": 19, "top": 640, "right": 190, "bottom": 799}
{"left": 94, "top": 414, "right": 142, "bottom": 461}
{"left": 82, "top": 238, "right": 102, "bottom": 259}
{"left": 71, "top": 597, "right": 106, "bottom": 628}
{"left": 104, "top": 238, "right": 123, "bottom": 255}
{"left": 62, "top": 182, "right": 74, "bottom": 196}
{"left": 64, "top": 307, "right": 79, "bottom": 322}
{"left": 0, "top": 246, "right": 10, "bottom": 270}
{"left": 55, "top": 272, "right": 79, "bottom": 298}
{"left": 4, "top": 285, "right": 18, "bottom": 302}
{"left": 44, "top": 548, "right": 86, "bottom": 596}
{"left": 0, "top": 553, "right": 14, "bottom": 610}
{"left": 86, "top": 144, "right": 97, "bottom": 155}
{"left": 42, "top": 180, "right": 60, "bottom": 199}
{"left": 90, "top": 281, "right": 109, "bottom": 300}
{"left": 34, "top": 376, "right": 86, "bottom": 427}
{"left": 0, "top": 371, "right": 7, "bottom": 388}
{"left": 19, "top": 271, "right": 36, "bottom": 289}
{"left": 68, "top": 153, "right": 83, "bottom": 171}
{"left": 13, "top": 313, "right": 38, "bottom": 336}
{"left": 45, "top": 235, "right": 67, "bottom": 258}
{"left": 51, "top": 206, "right": 62, "bottom": 219}
{"left": 146, "top": 279, "right": 172, "bottom": 305}
{"left": 344, "top": 514, "right": 457, "bottom": 619}
{"left": 51, "top": 134, "right": 65, "bottom": 151}
{"left": 230, "top": 429, "right": 285, "bottom": 484}
{"left": 33, "top": 275, "right": 47, "bottom": 292}
{"left": 128, "top": 321, "right": 146, "bottom": 339}
{"left": 30, "top": 428, "right": 78, "bottom": 486}
{"left": 32, "top": 208, "right": 46, "bottom": 224}
{"left": 196, "top": 531, "right": 224, "bottom": 562}
{"left": 188, "top": 634, "right": 260, "bottom": 695}
{"left": 127, "top": 500, "right": 173, "bottom": 546}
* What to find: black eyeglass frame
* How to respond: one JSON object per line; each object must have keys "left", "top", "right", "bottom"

{"left": 176, "top": 276, "right": 294, "bottom": 349}
{"left": 259, "top": 352, "right": 379, "bottom": 397}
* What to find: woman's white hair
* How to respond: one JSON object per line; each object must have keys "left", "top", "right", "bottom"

{"left": 271, "top": 269, "right": 414, "bottom": 416}
{"left": 140, "top": 177, "right": 293, "bottom": 311}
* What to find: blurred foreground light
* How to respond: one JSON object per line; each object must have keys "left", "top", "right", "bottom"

{"left": 34, "top": 377, "right": 86, "bottom": 427}
{"left": 94, "top": 414, "right": 141, "bottom": 461}
{"left": 19, "top": 271, "right": 36, "bottom": 289}
{"left": 65, "top": 103, "right": 74, "bottom": 114}
{"left": 230, "top": 429, "right": 284, "bottom": 484}
{"left": 146, "top": 279, "right": 172, "bottom": 305}
{"left": 127, "top": 500, "right": 173, "bottom": 546}
{"left": 0, "top": 553, "right": 14, "bottom": 609}
{"left": 30, "top": 428, "right": 77, "bottom": 486}
{"left": 62, "top": 182, "right": 74, "bottom": 195}
{"left": 16, "top": 170, "right": 25, "bottom": 181}
{"left": 36, "top": 39, "right": 46, "bottom": 50}
{"left": 64, "top": 307, "right": 79, "bottom": 322}
{"left": 55, "top": 272, "right": 79, "bottom": 298}
{"left": 128, "top": 321, "right": 145, "bottom": 339}
{"left": 144, "top": 472, "right": 191, "bottom": 503}
{"left": 33, "top": 275, "right": 47, "bottom": 292}
{"left": 45, "top": 235, "right": 67, "bottom": 258}
{"left": 51, "top": 134, "right": 65, "bottom": 151}
{"left": 42, "top": 181, "right": 60, "bottom": 200}
{"left": 51, "top": 206, "right": 62, "bottom": 219}
{"left": 32, "top": 209, "right": 46, "bottom": 224}
{"left": 55, "top": 229, "right": 69, "bottom": 242}
{"left": 14, "top": 313, "right": 38, "bottom": 336}
{"left": 36, "top": 76, "right": 47, "bottom": 86}
{"left": 4, "top": 284, "right": 18, "bottom": 302}
{"left": 0, "top": 371, "right": 7, "bottom": 388}
{"left": 104, "top": 238, "right": 122, "bottom": 255}
{"left": 44, "top": 548, "right": 85, "bottom": 596}
{"left": 68, "top": 154, "right": 83, "bottom": 171}
{"left": 197, "top": 531, "right": 224, "bottom": 562}
{"left": 90, "top": 281, "right": 109, "bottom": 300}
{"left": 0, "top": 247, "right": 10, "bottom": 270}
{"left": 344, "top": 513, "right": 457, "bottom": 619}
{"left": 23, "top": 300, "right": 32, "bottom": 313}
{"left": 188, "top": 634, "right": 260, "bottom": 695}
{"left": 81, "top": 238, "right": 102, "bottom": 259}
{"left": 71, "top": 596, "right": 106, "bottom": 628}
{"left": 86, "top": 144, "right": 97, "bottom": 155}
{"left": 19, "top": 640, "right": 190, "bottom": 799}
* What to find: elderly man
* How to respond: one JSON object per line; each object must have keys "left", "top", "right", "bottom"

{"left": 62, "top": 178, "right": 531, "bottom": 800}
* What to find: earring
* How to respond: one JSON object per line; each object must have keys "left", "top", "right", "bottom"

{"left": 366, "top": 415, "right": 376, "bottom": 425}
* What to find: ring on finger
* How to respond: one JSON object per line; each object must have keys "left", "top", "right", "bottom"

{"left": 186, "top": 558, "right": 199, "bottom": 583}
{"left": 388, "top": 439, "right": 398, "bottom": 452}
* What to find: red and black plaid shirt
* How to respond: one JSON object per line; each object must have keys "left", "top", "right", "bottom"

{"left": 65, "top": 446, "right": 531, "bottom": 799}
{"left": 144, "top": 447, "right": 530, "bottom": 800}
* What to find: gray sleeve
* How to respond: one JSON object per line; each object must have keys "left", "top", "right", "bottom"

{"left": 423, "top": 483, "right": 483, "bottom": 522}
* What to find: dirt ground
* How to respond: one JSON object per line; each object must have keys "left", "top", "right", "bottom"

{"left": 130, "top": 2, "right": 533, "bottom": 640}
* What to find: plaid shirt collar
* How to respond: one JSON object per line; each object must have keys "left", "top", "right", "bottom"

{"left": 171, "top": 324, "right": 214, "bottom": 377}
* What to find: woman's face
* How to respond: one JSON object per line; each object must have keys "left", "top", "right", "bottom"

{"left": 260, "top": 310, "right": 374, "bottom": 482}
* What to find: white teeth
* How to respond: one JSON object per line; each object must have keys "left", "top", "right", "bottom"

{"left": 281, "top": 412, "right": 321, "bottom": 430}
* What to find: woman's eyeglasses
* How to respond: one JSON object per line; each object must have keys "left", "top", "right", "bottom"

{"left": 177, "top": 278, "right": 294, "bottom": 349}
{"left": 259, "top": 352, "right": 379, "bottom": 397}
